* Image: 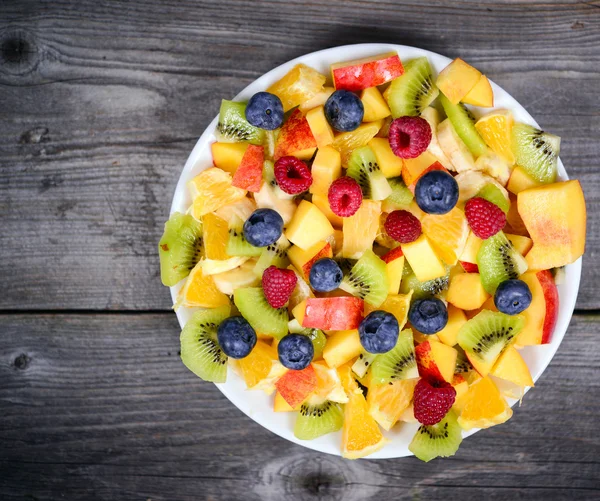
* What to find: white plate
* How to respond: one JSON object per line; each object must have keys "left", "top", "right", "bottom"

{"left": 169, "top": 44, "right": 582, "bottom": 459}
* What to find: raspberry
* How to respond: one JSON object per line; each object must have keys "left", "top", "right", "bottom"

{"left": 262, "top": 265, "right": 298, "bottom": 309}
{"left": 274, "top": 156, "right": 312, "bottom": 194}
{"left": 413, "top": 379, "right": 456, "bottom": 426}
{"left": 327, "top": 176, "right": 363, "bottom": 217}
{"left": 384, "top": 210, "right": 422, "bottom": 243}
{"left": 465, "top": 197, "right": 506, "bottom": 239}
{"left": 388, "top": 116, "right": 432, "bottom": 159}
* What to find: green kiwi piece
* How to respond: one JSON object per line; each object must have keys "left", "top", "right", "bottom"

{"left": 457, "top": 310, "right": 524, "bottom": 372}
{"left": 385, "top": 177, "right": 414, "bottom": 207}
{"left": 253, "top": 235, "right": 291, "bottom": 277}
{"left": 288, "top": 319, "right": 327, "bottom": 359}
{"left": 294, "top": 396, "right": 344, "bottom": 440}
{"left": 226, "top": 215, "right": 262, "bottom": 257}
{"left": 158, "top": 212, "right": 204, "bottom": 286}
{"left": 511, "top": 123, "right": 560, "bottom": 183}
{"left": 477, "top": 231, "right": 528, "bottom": 294}
{"left": 352, "top": 351, "right": 378, "bottom": 378}
{"left": 439, "top": 94, "right": 488, "bottom": 157}
{"left": 370, "top": 329, "right": 419, "bottom": 384}
{"left": 180, "top": 305, "right": 231, "bottom": 383}
{"left": 386, "top": 57, "right": 439, "bottom": 117}
{"left": 233, "top": 287, "right": 288, "bottom": 339}
{"left": 455, "top": 346, "right": 473, "bottom": 374}
{"left": 399, "top": 262, "right": 450, "bottom": 300}
{"left": 476, "top": 184, "right": 510, "bottom": 214}
{"left": 339, "top": 249, "right": 389, "bottom": 307}
{"left": 217, "top": 100, "right": 265, "bottom": 145}
{"left": 262, "top": 159, "right": 294, "bottom": 200}
{"left": 335, "top": 257, "right": 356, "bottom": 276}
{"left": 409, "top": 411, "right": 463, "bottom": 462}
{"left": 346, "top": 146, "right": 392, "bottom": 201}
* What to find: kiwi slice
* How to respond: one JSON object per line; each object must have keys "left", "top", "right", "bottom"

{"left": 180, "top": 305, "right": 231, "bottom": 383}
{"left": 346, "top": 146, "right": 392, "bottom": 201}
{"left": 253, "top": 235, "right": 291, "bottom": 277}
{"left": 226, "top": 215, "right": 262, "bottom": 257}
{"left": 233, "top": 287, "right": 288, "bottom": 339}
{"left": 158, "top": 212, "right": 204, "bottom": 286}
{"left": 511, "top": 123, "right": 560, "bottom": 183}
{"left": 339, "top": 249, "right": 389, "bottom": 307}
{"left": 371, "top": 329, "right": 419, "bottom": 384}
{"left": 455, "top": 346, "right": 473, "bottom": 374}
{"left": 476, "top": 184, "right": 510, "bottom": 214}
{"left": 352, "top": 351, "right": 378, "bottom": 378}
{"left": 262, "top": 159, "right": 294, "bottom": 200}
{"left": 217, "top": 100, "right": 265, "bottom": 145}
{"left": 457, "top": 310, "right": 524, "bottom": 374}
{"left": 335, "top": 257, "right": 356, "bottom": 276}
{"left": 477, "top": 231, "right": 528, "bottom": 294}
{"left": 400, "top": 262, "right": 450, "bottom": 300}
{"left": 294, "top": 396, "right": 344, "bottom": 440}
{"left": 385, "top": 57, "right": 439, "bottom": 117}
{"left": 385, "top": 177, "right": 414, "bottom": 207}
{"left": 409, "top": 410, "right": 463, "bottom": 462}
{"left": 439, "top": 94, "right": 488, "bottom": 157}
{"left": 288, "top": 319, "right": 327, "bottom": 359}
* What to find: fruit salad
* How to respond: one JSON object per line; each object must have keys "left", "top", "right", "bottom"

{"left": 158, "top": 52, "right": 586, "bottom": 461}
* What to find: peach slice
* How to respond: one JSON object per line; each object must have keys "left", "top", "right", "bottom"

{"left": 331, "top": 52, "right": 404, "bottom": 91}
{"left": 415, "top": 340, "right": 458, "bottom": 384}
{"left": 274, "top": 109, "right": 317, "bottom": 160}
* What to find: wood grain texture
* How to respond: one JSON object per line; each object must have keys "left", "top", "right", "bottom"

{"left": 0, "top": 0, "right": 598, "bottom": 310}
{"left": 1, "top": 313, "right": 599, "bottom": 500}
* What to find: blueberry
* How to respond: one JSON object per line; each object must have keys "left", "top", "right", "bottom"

{"left": 217, "top": 316, "right": 257, "bottom": 359}
{"left": 494, "top": 279, "right": 532, "bottom": 315}
{"left": 278, "top": 333, "right": 314, "bottom": 370}
{"left": 358, "top": 311, "right": 400, "bottom": 354}
{"left": 243, "top": 208, "right": 283, "bottom": 247}
{"left": 415, "top": 170, "right": 459, "bottom": 215}
{"left": 245, "top": 92, "right": 284, "bottom": 130}
{"left": 324, "top": 90, "right": 364, "bottom": 132}
{"left": 309, "top": 258, "right": 343, "bottom": 292}
{"left": 409, "top": 298, "right": 448, "bottom": 334}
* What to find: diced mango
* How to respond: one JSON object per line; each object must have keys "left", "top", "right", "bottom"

{"left": 360, "top": 87, "right": 391, "bottom": 122}
{"left": 211, "top": 142, "right": 249, "bottom": 174}
{"left": 447, "top": 273, "right": 490, "bottom": 310}
{"left": 436, "top": 58, "right": 482, "bottom": 105}
{"left": 342, "top": 200, "right": 381, "bottom": 258}
{"left": 386, "top": 255, "right": 404, "bottom": 294}
{"left": 306, "top": 105, "right": 335, "bottom": 148}
{"left": 323, "top": 329, "right": 362, "bottom": 368}
{"left": 310, "top": 146, "right": 342, "bottom": 195}
{"left": 505, "top": 233, "right": 533, "bottom": 256}
{"left": 285, "top": 200, "right": 335, "bottom": 250}
{"left": 491, "top": 345, "right": 534, "bottom": 387}
{"left": 401, "top": 151, "right": 438, "bottom": 187}
{"left": 312, "top": 193, "right": 344, "bottom": 228}
{"left": 436, "top": 305, "right": 468, "bottom": 347}
{"left": 459, "top": 231, "right": 483, "bottom": 264}
{"left": 507, "top": 166, "right": 543, "bottom": 195}
{"left": 401, "top": 234, "right": 446, "bottom": 282}
{"left": 462, "top": 75, "right": 494, "bottom": 107}
{"left": 369, "top": 137, "right": 403, "bottom": 178}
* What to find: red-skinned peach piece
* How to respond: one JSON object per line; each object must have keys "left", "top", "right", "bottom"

{"left": 537, "top": 270, "right": 559, "bottom": 344}
{"left": 274, "top": 109, "right": 317, "bottom": 160}
{"left": 302, "top": 297, "right": 364, "bottom": 331}
{"left": 301, "top": 242, "right": 333, "bottom": 279}
{"left": 415, "top": 340, "right": 458, "bottom": 384}
{"left": 331, "top": 53, "right": 404, "bottom": 92}
{"left": 231, "top": 145, "right": 264, "bottom": 192}
{"left": 274, "top": 365, "right": 317, "bottom": 409}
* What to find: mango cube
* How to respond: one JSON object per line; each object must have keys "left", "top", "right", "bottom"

{"left": 288, "top": 241, "right": 332, "bottom": 279}
{"left": 505, "top": 233, "right": 533, "bottom": 256}
{"left": 401, "top": 234, "right": 446, "bottom": 282}
{"left": 312, "top": 193, "right": 343, "bottom": 228}
{"left": 462, "top": 75, "right": 494, "bottom": 107}
{"left": 285, "top": 200, "right": 334, "bottom": 250}
{"left": 369, "top": 137, "right": 403, "bottom": 178}
{"left": 310, "top": 146, "right": 342, "bottom": 195}
{"left": 306, "top": 105, "right": 335, "bottom": 148}
{"left": 267, "top": 64, "right": 326, "bottom": 112}
{"left": 274, "top": 391, "right": 296, "bottom": 412}
{"left": 323, "top": 329, "right": 362, "bottom": 368}
{"left": 360, "top": 87, "right": 391, "bottom": 122}
{"left": 386, "top": 255, "right": 405, "bottom": 294}
{"left": 401, "top": 151, "right": 438, "bottom": 187}
{"left": 436, "top": 58, "right": 482, "bottom": 105}
{"left": 507, "top": 166, "right": 543, "bottom": 194}
{"left": 447, "top": 273, "right": 490, "bottom": 310}
{"left": 210, "top": 142, "right": 249, "bottom": 174}
{"left": 459, "top": 231, "right": 483, "bottom": 264}
{"left": 436, "top": 305, "right": 468, "bottom": 347}
{"left": 491, "top": 345, "right": 534, "bottom": 387}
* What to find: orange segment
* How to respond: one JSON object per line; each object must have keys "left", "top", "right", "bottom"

{"left": 189, "top": 168, "right": 247, "bottom": 218}
{"left": 457, "top": 376, "right": 513, "bottom": 430}
{"left": 267, "top": 64, "right": 327, "bottom": 112}
{"left": 331, "top": 121, "right": 383, "bottom": 165}
{"left": 421, "top": 207, "right": 469, "bottom": 266}
{"left": 342, "top": 199, "right": 381, "bottom": 259}
{"left": 202, "top": 212, "right": 230, "bottom": 260}
{"left": 475, "top": 111, "right": 515, "bottom": 164}
{"left": 236, "top": 340, "right": 278, "bottom": 389}
{"left": 367, "top": 379, "right": 417, "bottom": 431}
{"left": 342, "top": 387, "right": 388, "bottom": 459}
{"left": 176, "top": 261, "right": 230, "bottom": 309}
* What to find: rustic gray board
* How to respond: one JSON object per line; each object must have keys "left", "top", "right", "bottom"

{"left": 1, "top": 0, "right": 599, "bottom": 499}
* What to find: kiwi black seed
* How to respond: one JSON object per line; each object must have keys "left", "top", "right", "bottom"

{"left": 339, "top": 249, "right": 389, "bottom": 307}
{"left": 294, "top": 397, "right": 344, "bottom": 440}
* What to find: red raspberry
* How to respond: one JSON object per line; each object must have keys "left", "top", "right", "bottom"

{"left": 327, "top": 176, "right": 363, "bottom": 217}
{"left": 274, "top": 156, "right": 312, "bottom": 194}
{"left": 465, "top": 197, "right": 506, "bottom": 239}
{"left": 413, "top": 379, "right": 456, "bottom": 426}
{"left": 262, "top": 266, "right": 298, "bottom": 309}
{"left": 384, "top": 210, "right": 422, "bottom": 243}
{"left": 388, "top": 116, "right": 432, "bottom": 159}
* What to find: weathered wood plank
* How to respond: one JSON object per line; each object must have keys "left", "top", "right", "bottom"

{"left": 1, "top": 313, "right": 598, "bottom": 500}
{"left": 0, "top": 0, "right": 598, "bottom": 309}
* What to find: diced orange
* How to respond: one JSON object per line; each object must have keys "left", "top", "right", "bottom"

{"left": 421, "top": 207, "right": 469, "bottom": 265}
{"left": 267, "top": 64, "right": 326, "bottom": 112}
{"left": 331, "top": 121, "right": 383, "bottom": 165}
{"left": 202, "top": 212, "right": 230, "bottom": 260}
{"left": 189, "top": 168, "right": 247, "bottom": 218}
{"left": 475, "top": 110, "right": 515, "bottom": 164}
{"left": 342, "top": 387, "right": 388, "bottom": 459}
{"left": 367, "top": 379, "right": 417, "bottom": 431}
{"left": 176, "top": 261, "right": 230, "bottom": 309}
{"left": 237, "top": 340, "right": 278, "bottom": 388}
{"left": 457, "top": 376, "right": 512, "bottom": 430}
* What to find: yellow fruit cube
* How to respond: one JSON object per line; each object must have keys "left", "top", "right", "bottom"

{"left": 458, "top": 231, "right": 483, "bottom": 263}
{"left": 292, "top": 299, "right": 307, "bottom": 325}
{"left": 267, "top": 63, "right": 326, "bottom": 112}
{"left": 210, "top": 142, "right": 249, "bottom": 174}
{"left": 507, "top": 165, "right": 542, "bottom": 194}
{"left": 299, "top": 86, "right": 335, "bottom": 113}
{"left": 369, "top": 137, "right": 403, "bottom": 178}
{"left": 436, "top": 58, "right": 482, "bottom": 105}
{"left": 323, "top": 329, "right": 362, "bottom": 368}
{"left": 452, "top": 376, "right": 470, "bottom": 412}
{"left": 386, "top": 255, "right": 404, "bottom": 294}
{"left": 274, "top": 391, "right": 296, "bottom": 412}
{"left": 462, "top": 74, "right": 494, "bottom": 107}
{"left": 306, "top": 106, "right": 335, "bottom": 148}
{"left": 312, "top": 193, "right": 343, "bottom": 228}
{"left": 437, "top": 305, "right": 467, "bottom": 347}
{"left": 401, "top": 150, "right": 439, "bottom": 187}
{"left": 491, "top": 345, "right": 534, "bottom": 387}
{"left": 447, "top": 273, "right": 490, "bottom": 310}
{"left": 401, "top": 235, "right": 446, "bottom": 282}
{"left": 505, "top": 233, "right": 533, "bottom": 256}
{"left": 285, "top": 200, "right": 335, "bottom": 250}
{"left": 342, "top": 200, "right": 381, "bottom": 258}
{"left": 202, "top": 212, "right": 230, "bottom": 260}
{"left": 310, "top": 146, "right": 342, "bottom": 195}
{"left": 287, "top": 241, "right": 329, "bottom": 277}
{"left": 360, "top": 87, "right": 391, "bottom": 122}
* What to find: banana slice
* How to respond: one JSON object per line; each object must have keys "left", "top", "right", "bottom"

{"left": 455, "top": 171, "right": 509, "bottom": 205}
{"left": 421, "top": 107, "right": 453, "bottom": 169}
{"left": 474, "top": 151, "right": 512, "bottom": 186}
{"left": 212, "top": 259, "right": 260, "bottom": 295}
{"left": 200, "top": 256, "right": 249, "bottom": 275}
{"left": 438, "top": 118, "right": 476, "bottom": 173}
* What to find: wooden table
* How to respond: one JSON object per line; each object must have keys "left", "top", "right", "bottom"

{"left": 1, "top": 1, "right": 599, "bottom": 499}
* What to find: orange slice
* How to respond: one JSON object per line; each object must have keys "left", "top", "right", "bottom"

{"left": 267, "top": 64, "right": 327, "bottom": 112}
{"left": 475, "top": 110, "right": 515, "bottom": 164}
{"left": 189, "top": 168, "right": 246, "bottom": 218}
{"left": 367, "top": 379, "right": 417, "bottom": 430}
{"left": 175, "top": 261, "right": 229, "bottom": 309}
{"left": 342, "top": 387, "right": 388, "bottom": 459}
{"left": 457, "top": 376, "right": 513, "bottom": 430}
{"left": 236, "top": 340, "right": 278, "bottom": 389}
{"left": 332, "top": 121, "right": 383, "bottom": 165}
{"left": 202, "top": 212, "right": 230, "bottom": 260}
{"left": 421, "top": 207, "right": 469, "bottom": 266}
